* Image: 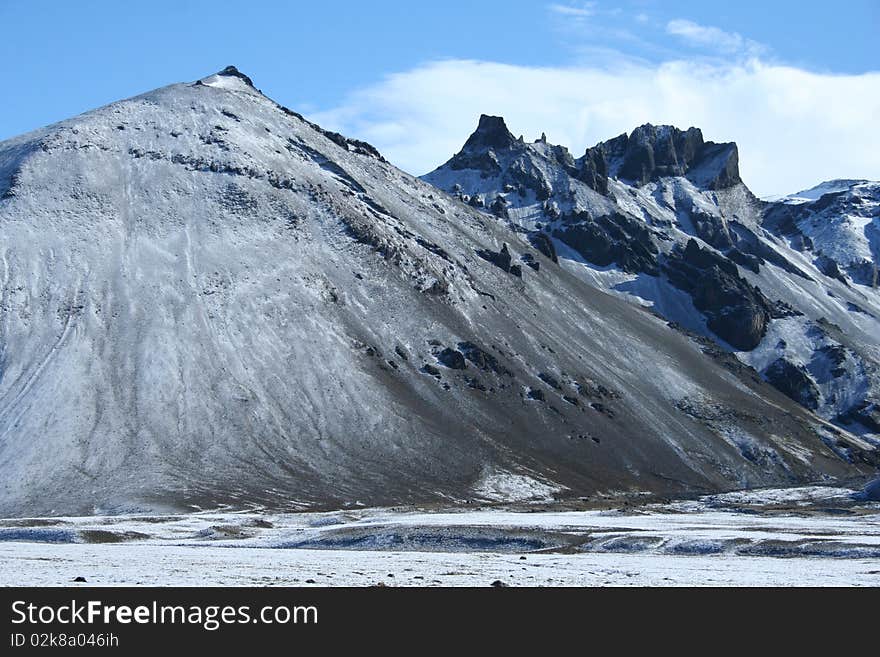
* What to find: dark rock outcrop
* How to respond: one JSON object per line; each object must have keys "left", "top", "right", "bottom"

{"left": 437, "top": 348, "right": 467, "bottom": 370}
{"left": 555, "top": 212, "right": 658, "bottom": 275}
{"left": 476, "top": 243, "right": 514, "bottom": 274}
{"left": 489, "top": 194, "right": 509, "bottom": 218}
{"left": 458, "top": 342, "right": 512, "bottom": 376}
{"left": 217, "top": 65, "right": 256, "bottom": 88}
{"left": 763, "top": 358, "right": 821, "bottom": 410}
{"left": 574, "top": 146, "right": 609, "bottom": 195}
{"left": 597, "top": 124, "right": 741, "bottom": 189}
{"left": 520, "top": 253, "right": 539, "bottom": 272}
{"left": 665, "top": 240, "right": 771, "bottom": 350}
{"left": 526, "top": 387, "right": 545, "bottom": 401}
{"left": 839, "top": 400, "right": 880, "bottom": 434}
{"left": 528, "top": 232, "right": 558, "bottom": 263}
{"left": 461, "top": 115, "right": 518, "bottom": 152}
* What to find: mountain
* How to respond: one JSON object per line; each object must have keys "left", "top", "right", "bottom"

{"left": 424, "top": 116, "right": 880, "bottom": 440}
{"left": 0, "top": 69, "right": 875, "bottom": 517}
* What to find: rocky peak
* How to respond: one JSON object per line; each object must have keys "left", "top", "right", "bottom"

{"left": 598, "top": 123, "right": 740, "bottom": 190}
{"left": 463, "top": 114, "right": 518, "bottom": 152}
{"left": 216, "top": 65, "right": 256, "bottom": 88}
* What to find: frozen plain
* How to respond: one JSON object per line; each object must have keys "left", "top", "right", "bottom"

{"left": 1, "top": 485, "right": 878, "bottom": 586}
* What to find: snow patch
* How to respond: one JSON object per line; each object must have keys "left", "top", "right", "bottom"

{"left": 472, "top": 469, "right": 564, "bottom": 502}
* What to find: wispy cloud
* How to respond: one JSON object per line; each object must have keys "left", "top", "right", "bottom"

{"left": 666, "top": 19, "right": 766, "bottom": 57}
{"left": 548, "top": 2, "right": 597, "bottom": 18}
{"left": 311, "top": 58, "right": 880, "bottom": 198}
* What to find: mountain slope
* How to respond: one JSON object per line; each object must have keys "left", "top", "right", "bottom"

{"left": 424, "top": 117, "right": 880, "bottom": 440}
{"left": 0, "top": 69, "right": 874, "bottom": 517}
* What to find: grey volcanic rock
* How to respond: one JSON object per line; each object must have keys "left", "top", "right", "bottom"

{"left": 0, "top": 70, "right": 876, "bottom": 517}
{"left": 555, "top": 212, "right": 659, "bottom": 275}
{"left": 528, "top": 232, "right": 558, "bottom": 263}
{"left": 424, "top": 117, "right": 880, "bottom": 437}
{"left": 763, "top": 359, "right": 821, "bottom": 411}
{"left": 575, "top": 146, "right": 609, "bottom": 195}
{"left": 599, "top": 124, "right": 740, "bottom": 189}
{"left": 461, "top": 114, "right": 518, "bottom": 153}
{"left": 852, "top": 477, "right": 880, "bottom": 501}
{"left": 437, "top": 348, "right": 467, "bottom": 370}
{"left": 665, "top": 240, "right": 771, "bottom": 350}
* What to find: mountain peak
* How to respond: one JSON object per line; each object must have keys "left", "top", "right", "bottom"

{"left": 197, "top": 65, "right": 259, "bottom": 93}
{"left": 598, "top": 123, "right": 740, "bottom": 189}
{"left": 463, "top": 114, "right": 517, "bottom": 151}
{"left": 217, "top": 65, "right": 255, "bottom": 87}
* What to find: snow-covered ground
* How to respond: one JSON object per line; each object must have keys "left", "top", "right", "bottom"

{"left": 2, "top": 485, "right": 878, "bottom": 586}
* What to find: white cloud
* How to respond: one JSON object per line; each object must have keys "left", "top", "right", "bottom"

{"left": 311, "top": 58, "right": 880, "bottom": 198}
{"left": 548, "top": 2, "right": 597, "bottom": 18}
{"left": 666, "top": 19, "right": 766, "bottom": 57}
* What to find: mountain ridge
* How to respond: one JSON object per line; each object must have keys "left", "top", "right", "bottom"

{"left": 424, "top": 115, "right": 880, "bottom": 438}
{"left": 0, "top": 67, "right": 875, "bottom": 517}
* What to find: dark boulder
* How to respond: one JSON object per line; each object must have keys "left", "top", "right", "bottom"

{"left": 520, "top": 253, "right": 540, "bottom": 272}
{"left": 437, "top": 348, "right": 467, "bottom": 370}
{"left": 526, "top": 387, "right": 545, "bottom": 401}
{"left": 691, "top": 208, "right": 733, "bottom": 250}
{"left": 681, "top": 239, "right": 738, "bottom": 275}
{"left": 476, "top": 243, "right": 513, "bottom": 274}
{"left": 458, "top": 342, "right": 511, "bottom": 376}
{"left": 420, "top": 364, "right": 442, "bottom": 379}
{"left": 528, "top": 232, "right": 558, "bottom": 263}
{"left": 489, "top": 195, "right": 509, "bottom": 218}
{"left": 497, "top": 243, "right": 512, "bottom": 271}
{"left": 507, "top": 159, "right": 553, "bottom": 200}
{"left": 728, "top": 248, "right": 762, "bottom": 273}
{"left": 763, "top": 358, "right": 820, "bottom": 410}
{"left": 466, "top": 377, "right": 487, "bottom": 391}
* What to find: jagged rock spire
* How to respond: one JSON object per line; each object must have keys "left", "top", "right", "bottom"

{"left": 462, "top": 115, "right": 518, "bottom": 151}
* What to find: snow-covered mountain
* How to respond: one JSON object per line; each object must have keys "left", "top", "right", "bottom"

{"left": 424, "top": 116, "right": 880, "bottom": 441}
{"left": 0, "top": 69, "right": 875, "bottom": 517}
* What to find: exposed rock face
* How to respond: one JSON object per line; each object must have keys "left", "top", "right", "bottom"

{"left": 555, "top": 212, "right": 658, "bottom": 275}
{"left": 574, "top": 146, "right": 609, "bottom": 195}
{"left": 424, "top": 116, "right": 880, "bottom": 439}
{"left": 477, "top": 243, "right": 515, "bottom": 274}
{"left": 840, "top": 400, "right": 880, "bottom": 434}
{"left": 437, "top": 348, "right": 467, "bottom": 370}
{"left": 528, "top": 232, "right": 558, "bottom": 263}
{"left": 665, "top": 240, "right": 771, "bottom": 350}
{"left": 217, "top": 65, "right": 256, "bottom": 88}
{"left": 461, "top": 114, "right": 518, "bottom": 152}
{"left": 763, "top": 359, "right": 821, "bottom": 410}
{"left": 599, "top": 124, "right": 741, "bottom": 189}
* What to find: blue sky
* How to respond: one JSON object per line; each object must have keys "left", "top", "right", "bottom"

{"left": 1, "top": 1, "right": 878, "bottom": 194}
